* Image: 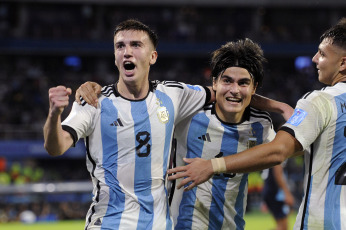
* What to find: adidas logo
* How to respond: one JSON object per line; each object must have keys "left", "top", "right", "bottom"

{"left": 198, "top": 133, "right": 211, "bottom": 142}
{"left": 110, "top": 118, "right": 123, "bottom": 127}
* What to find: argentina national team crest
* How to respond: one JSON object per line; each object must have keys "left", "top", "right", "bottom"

{"left": 247, "top": 128, "right": 257, "bottom": 149}
{"left": 247, "top": 137, "right": 257, "bottom": 149}
{"left": 157, "top": 105, "right": 169, "bottom": 124}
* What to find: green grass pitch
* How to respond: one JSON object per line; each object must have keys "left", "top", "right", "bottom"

{"left": 0, "top": 211, "right": 297, "bottom": 229}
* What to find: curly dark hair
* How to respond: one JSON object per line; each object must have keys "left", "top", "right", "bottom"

{"left": 210, "top": 38, "right": 266, "bottom": 88}
{"left": 114, "top": 19, "right": 158, "bottom": 49}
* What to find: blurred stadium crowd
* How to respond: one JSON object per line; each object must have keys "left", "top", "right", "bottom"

{"left": 0, "top": 0, "right": 344, "bottom": 224}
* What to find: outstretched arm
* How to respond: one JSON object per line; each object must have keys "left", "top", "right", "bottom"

{"left": 43, "top": 86, "right": 74, "bottom": 156}
{"left": 168, "top": 130, "right": 302, "bottom": 191}
{"left": 251, "top": 94, "right": 294, "bottom": 121}
{"left": 75, "top": 81, "right": 102, "bottom": 108}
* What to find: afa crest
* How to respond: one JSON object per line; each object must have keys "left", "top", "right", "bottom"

{"left": 157, "top": 106, "right": 169, "bottom": 124}
{"left": 247, "top": 137, "right": 257, "bottom": 149}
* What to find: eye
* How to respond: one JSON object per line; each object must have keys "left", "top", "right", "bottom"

{"left": 221, "top": 77, "right": 231, "bottom": 84}
{"left": 116, "top": 43, "right": 125, "bottom": 49}
{"left": 239, "top": 80, "right": 251, "bottom": 86}
{"left": 132, "top": 42, "right": 141, "bottom": 48}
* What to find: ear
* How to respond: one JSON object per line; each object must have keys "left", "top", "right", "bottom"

{"left": 212, "top": 77, "right": 217, "bottom": 91}
{"left": 340, "top": 56, "right": 346, "bottom": 71}
{"left": 149, "top": 51, "right": 158, "bottom": 65}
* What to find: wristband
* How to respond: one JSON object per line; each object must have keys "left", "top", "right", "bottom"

{"left": 211, "top": 158, "right": 226, "bottom": 174}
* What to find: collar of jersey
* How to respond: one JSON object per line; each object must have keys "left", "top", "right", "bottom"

{"left": 211, "top": 103, "right": 251, "bottom": 125}
{"left": 113, "top": 80, "right": 154, "bottom": 101}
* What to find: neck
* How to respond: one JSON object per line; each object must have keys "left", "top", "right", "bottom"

{"left": 117, "top": 79, "right": 150, "bottom": 100}
{"left": 215, "top": 104, "right": 244, "bottom": 124}
{"left": 332, "top": 73, "right": 346, "bottom": 85}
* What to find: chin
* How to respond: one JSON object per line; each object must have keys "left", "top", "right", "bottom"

{"left": 122, "top": 75, "right": 136, "bottom": 80}
{"left": 225, "top": 108, "right": 242, "bottom": 114}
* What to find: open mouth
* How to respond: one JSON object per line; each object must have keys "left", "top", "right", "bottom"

{"left": 124, "top": 61, "right": 135, "bottom": 71}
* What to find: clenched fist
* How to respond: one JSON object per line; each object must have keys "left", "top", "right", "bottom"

{"left": 48, "top": 86, "right": 72, "bottom": 117}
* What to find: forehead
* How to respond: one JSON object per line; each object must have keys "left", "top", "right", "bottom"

{"left": 221, "top": 67, "right": 252, "bottom": 79}
{"left": 319, "top": 38, "right": 340, "bottom": 55}
{"left": 114, "top": 30, "right": 150, "bottom": 43}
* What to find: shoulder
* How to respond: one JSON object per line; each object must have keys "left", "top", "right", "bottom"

{"left": 248, "top": 107, "right": 272, "bottom": 124}
{"left": 100, "top": 84, "right": 115, "bottom": 97}
{"left": 154, "top": 80, "right": 184, "bottom": 90}
{"left": 78, "top": 84, "right": 114, "bottom": 106}
{"left": 155, "top": 80, "right": 204, "bottom": 92}
{"left": 298, "top": 85, "right": 343, "bottom": 111}
{"left": 301, "top": 84, "right": 344, "bottom": 101}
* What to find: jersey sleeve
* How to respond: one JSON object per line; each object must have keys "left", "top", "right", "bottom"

{"left": 282, "top": 92, "right": 331, "bottom": 150}
{"left": 174, "top": 82, "right": 209, "bottom": 123}
{"left": 61, "top": 101, "right": 97, "bottom": 145}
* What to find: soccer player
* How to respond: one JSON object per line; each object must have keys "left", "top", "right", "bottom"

{"left": 262, "top": 163, "right": 295, "bottom": 230}
{"left": 43, "top": 19, "right": 212, "bottom": 230}
{"left": 168, "top": 17, "right": 346, "bottom": 230}
{"left": 170, "top": 38, "right": 277, "bottom": 229}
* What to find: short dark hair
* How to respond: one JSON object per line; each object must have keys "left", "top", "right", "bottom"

{"left": 114, "top": 19, "right": 158, "bottom": 49}
{"left": 210, "top": 38, "right": 266, "bottom": 87}
{"left": 320, "top": 17, "right": 346, "bottom": 50}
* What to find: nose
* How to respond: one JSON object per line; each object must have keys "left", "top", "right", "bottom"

{"left": 228, "top": 83, "right": 240, "bottom": 94}
{"left": 124, "top": 45, "right": 132, "bottom": 57}
{"left": 312, "top": 52, "right": 319, "bottom": 64}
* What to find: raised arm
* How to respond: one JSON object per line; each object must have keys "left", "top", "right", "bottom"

{"left": 251, "top": 94, "right": 294, "bottom": 121}
{"left": 43, "top": 86, "right": 74, "bottom": 156}
{"left": 75, "top": 81, "right": 102, "bottom": 108}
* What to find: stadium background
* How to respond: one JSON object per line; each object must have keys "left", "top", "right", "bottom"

{"left": 0, "top": 0, "right": 345, "bottom": 228}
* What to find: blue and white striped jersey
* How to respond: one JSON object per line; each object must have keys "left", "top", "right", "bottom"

{"left": 282, "top": 82, "right": 346, "bottom": 230}
{"left": 170, "top": 104, "right": 275, "bottom": 230}
{"left": 61, "top": 80, "right": 209, "bottom": 230}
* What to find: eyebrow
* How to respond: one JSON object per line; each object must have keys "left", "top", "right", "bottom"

{"left": 221, "top": 75, "right": 252, "bottom": 82}
{"left": 115, "top": 40, "right": 143, "bottom": 45}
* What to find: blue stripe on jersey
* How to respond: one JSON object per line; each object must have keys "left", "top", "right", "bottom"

{"left": 324, "top": 94, "right": 346, "bottom": 229}
{"left": 131, "top": 100, "right": 154, "bottom": 230}
{"left": 251, "top": 122, "right": 264, "bottom": 144}
{"left": 209, "top": 124, "right": 239, "bottom": 230}
{"left": 176, "top": 113, "right": 210, "bottom": 229}
{"left": 234, "top": 174, "right": 248, "bottom": 230}
{"left": 155, "top": 90, "right": 175, "bottom": 230}
{"left": 100, "top": 98, "right": 125, "bottom": 229}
